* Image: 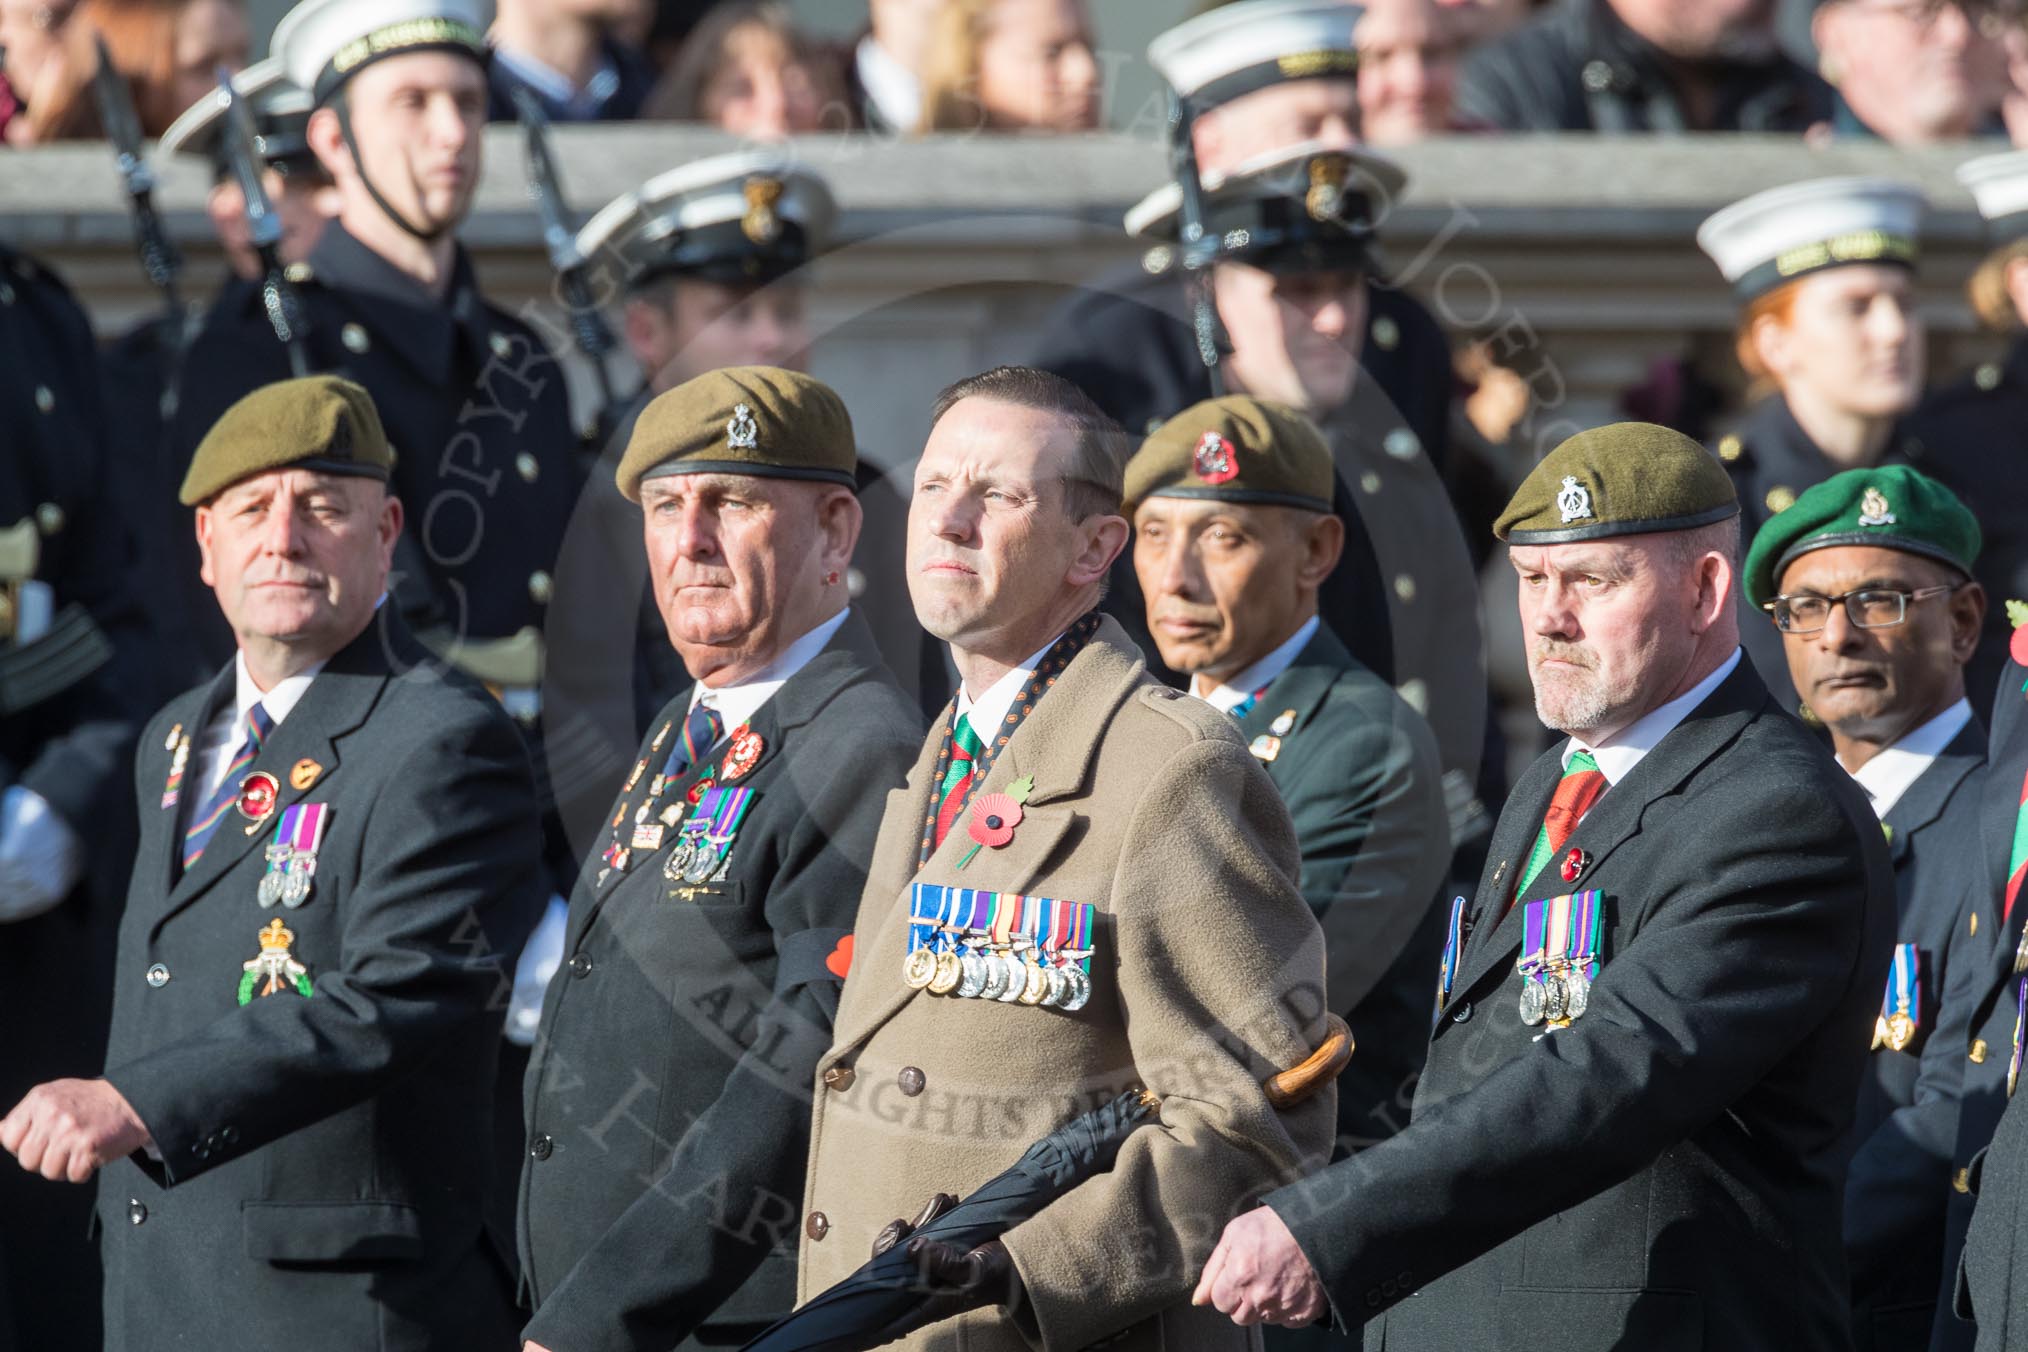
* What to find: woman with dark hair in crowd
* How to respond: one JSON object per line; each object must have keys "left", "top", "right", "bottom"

{"left": 643, "top": 0, "right": 846, "bottom": 137}
{"left": 10, "top": 0, "right": 245, "bottom": 141}
{"left": 917, "top": 0, "right": 1099, "bottom": 133}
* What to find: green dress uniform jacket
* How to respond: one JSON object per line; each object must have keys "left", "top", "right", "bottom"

{"left": 1264, "top": 658, "right": 1894, "bottom": 1350}
{"left": 93, "top": 616, "right": 547, "bottom": 1350}
{"left": 518, "top": 612, "right": 921, "bottom": 1352}
{"left": 1236, "top": 625, "right": 1449, "bottom": 1147}
{"left": 801, "top": 616, "right": 1336, "bottom": 1352}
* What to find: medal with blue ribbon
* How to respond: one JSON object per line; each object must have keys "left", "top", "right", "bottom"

{"left": 1434, "top": 896, "right": 1466, "bottom": 1025}
{"left": 257, "top": 802, "right": 329, "bottom": 910}
{"left": 1873, "top": 942, "right": 1921, "bottom": 1052}
{"left": 902, "top": 884, "right": 1093, "bottom": 1009}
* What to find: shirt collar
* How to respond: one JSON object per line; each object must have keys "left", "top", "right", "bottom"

{"left": 1561, "top": 648, "right": 1742, "bottom": 785}
{"left": 1191, "top": 615, "right": 1320, "bottom": 714}
{"left": 491, "top": 42, "right": 622, "bottom": 118}
{"left": 234, "top": 650, "right": 326, "bottom": 731}
{"left": 688, "top": 608, "right": 849, "bottom": 733}
{"left": 956, "top": 631, "right": 1063, "bottom": 742}
{"left": 855, "top": 34, "right": 922, "bottom": 132}
{"left": 1848, "top": 697, "right": 1974, "bottom": 821}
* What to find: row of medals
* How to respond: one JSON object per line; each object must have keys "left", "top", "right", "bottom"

{"left": 902, "top": 936, "right": 1092, "bottom": 1010}
{"left": 257, "top": 846, "right": 314, "bottom": 909}
{"left": 1519, "top": 964, "right": 1590, "bottom": 1026}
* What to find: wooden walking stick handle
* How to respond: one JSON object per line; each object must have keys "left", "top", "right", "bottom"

{"left": 1264, "top": 1013, "right": 1354, "bottom": 1109}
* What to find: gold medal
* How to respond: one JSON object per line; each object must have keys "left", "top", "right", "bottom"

{"left": 1886, "top": 1012, "right": 1916, "bottom": 1052}
{"left": 929, "top": 952, "right": 963, "bottom": 995}
{"left": 1018, "top": 960, "right": 1049, "bottom": 1005}
{"left": 903, "top": 949, "right": 939, "bottom": 990}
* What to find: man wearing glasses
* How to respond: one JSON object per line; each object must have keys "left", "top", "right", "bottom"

{"left": 1745, "top": 464, "right": 1990, "bottom": 1351}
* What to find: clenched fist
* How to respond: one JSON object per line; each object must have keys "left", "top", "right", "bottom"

{"left": 1, "top": 1078, "right": 152, "bottom": 1183}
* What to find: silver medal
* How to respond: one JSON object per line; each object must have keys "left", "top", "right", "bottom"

{"left": 979, "top": 956, "right": 1009, "bottom": 1001}
{"left": 280, "top": 868, "right": 312, "bottom": 908}
{"left": 1042, "top": 966, "right": 1069, "bottom": 1007}
{"left": 996, "top": 956, "right": 1026, "bottom": 1002}
{"left": 1543, "top": 972, "right": 1569, "bottom": 1023}
{"left": 1061, "top": 965, "right": 1091, "bottom": 1012}
{"left": 682, "top": 841, "right": 720, "bottom": 884}
{"left": 1565, "top": 968, "right": 1590, "bottom": 1019}
{"left": 1519, "top": 977, "right": 1545, "bottom": 1025}
{"left": 257, "top": 871, "right": 284, "bottom": 908}
{"left": 958, "top": 954, "right": 986, "bottom": 999}
{"left": 665, "top": 837, "right": 697, "bottom": 881}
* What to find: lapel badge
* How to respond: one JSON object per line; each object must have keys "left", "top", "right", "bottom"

{"left": 956, "top": 775, "right": 1032, "bottom": 870}
{"left": 1560, "top": 847, "right": 1588, "bottom": 885}
{"left": 719, "top": 725, "right": 764, "bottom": 782}
{"left": 164, "top": 723, "right": 183, "bottom": 752}
{"left": 239, "top": 918, "right": 313, "bottom": 1004}
{"left": 236, "top": 771, "right": 280, "bottom": 827}
{"left": 290, "top": 758, "right": 323, "bottom": 791}
{"left": 1249, "top": 733, "right": 1282, "bottom": 762}
{"left": 160, "top": 730, "right": 190, "bottom": 810}
{"left": 1270, "top": 709, "right": 1297, "bottom": 737}
{"left": 2008, "top": 599, "right": 2028, "bottom": 665}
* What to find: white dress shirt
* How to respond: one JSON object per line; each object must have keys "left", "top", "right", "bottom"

{"left": 1190, "top": 616, "right": 1321, "bottom": 713}
{"left": 957, "top": 632, "right": 1063, "bottom": 743}
{"left": 1848, "top": 698, "right": 1973, "bottom": 821}
{"left": 688, "top": 608, "right": 850, "bottom": 735}
{"left": 1558, "top": 649, "right": 1743, "bottom": 809}
{"left": 194, "top": 653, "right": 326, "bottom": 806}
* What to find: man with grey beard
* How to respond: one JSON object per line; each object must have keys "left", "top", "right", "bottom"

{"left": 1193, "top": 421, "right": 1893, "bottom": 1350}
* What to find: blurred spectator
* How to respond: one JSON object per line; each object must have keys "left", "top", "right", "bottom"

{"left": 1457, "top": 0, "right": 1833, "bottom": 131}
{"left": 1812, "top": 0, "right": 2009, "bottom": 143}
{"left": 488, "top": 0, "right": 656, "bottom": 122}
{"left": 642, "top": 0, "right": 845, "bottom": 135}
{"left": 13, "top": 0, "right": 246, "bottom": 142}
{"left": 1356, "top": 0, "right": 1475, "bottom": 140}
{"left": 918, "top": 0, "right": 1100, "bottom": 133}
{"left": 0, "top": 0, "right": 79, "bottom": 141}
{"left": 1442, "top": 0, "right": 1545, "bottom": 45}
{"left": 848, "top": 0, "right": 944, "bottom": 133}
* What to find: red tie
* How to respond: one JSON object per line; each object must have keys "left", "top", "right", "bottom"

{"left": 1516, "top": 750, "right": 1608, "bottom": 900}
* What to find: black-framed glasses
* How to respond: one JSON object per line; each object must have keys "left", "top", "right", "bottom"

{"left": 1766, "top": 584, "right": 1958, "bottom": 634}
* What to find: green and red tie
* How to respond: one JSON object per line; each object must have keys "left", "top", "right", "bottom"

{"left": 931, "top": 714, "right": 985, "bottom": 849}
{"left": 1516, "top": 749, "right": 1607, "bottom": 899}
{"left": 2005, "top": 762, "right": 2028, "bottom": 926}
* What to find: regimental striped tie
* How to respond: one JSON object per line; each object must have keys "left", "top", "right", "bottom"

{"left": 931, "top": 714, "right": 986, "bottom": 849}
{"left": 674, "top": 702, "right": 726, "bottom": 780}
{"left": 181, "top": 704, "right": 275, "bottom": 871}
{"left": 1228, "top": 684, "right": 1270, "bottom": 722}
{"left": 2006, "top": 762, "right": 2028, "bottom": 927}
{"left": 1516, "top": 749, "right": 1607, "bottom": 899}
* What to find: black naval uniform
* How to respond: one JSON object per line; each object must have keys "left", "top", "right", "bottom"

{"left": 1455, "top": 0, "right": 1832, "bottom": 133}
{"left": 1715, "top": 395, "right": 1927, "bottom": 716}
{"left": 95, "top": 615, "right": 546, "bottom": 1351}
{"left": 519, "top": 611, "right": 920, "bottom": 1352}
{"left": 1931, "top": 657, "right": 2028, "bottom": 1352}
{"left": 1235, "top": 624, "right": 1449, "bottom": 1149}
{"left": 0, "top": 244, "right": 149, "bottom": 1352}
{"left": 1911, "top": 338, "right": 2028, "bottom": 722}
{"left": 1263, "top": 657, "right": 1894, "bottom": 1349}
{"left": 162, "top": 221, "right": 586, "bottom": 688}
{"left": 1843, "top": 717, "right": 1990, "bottom": 1352}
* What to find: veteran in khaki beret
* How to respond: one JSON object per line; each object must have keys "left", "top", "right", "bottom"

{"left": 1128, "top": 395, "right": 1449, "bottom": 1155}
{"left": 1745, "top": 465, "right": 1990, "bottom": 1344}
{"left": 518, "top": 365, "right": 923, "bottom": 1352}
{"left": 1200, "top": 420, "right": 1893, "bottom": 1352}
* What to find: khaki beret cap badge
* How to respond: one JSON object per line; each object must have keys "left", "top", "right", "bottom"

{"left": 726, "top": 403, "right": 760, "bottom": 451}
{"left": 1193, "top": 431, "right": 1239, "bottom": 484}
{"left": 1556, "top": 476, "right": 1593, "bottom": 524}
{"left": 1858, "top": 487, "right": 1896, "bottom": 527}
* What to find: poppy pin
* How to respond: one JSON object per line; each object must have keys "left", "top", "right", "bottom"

{"left": 1560, "top": 847, "right": 1588, "bottom": 884}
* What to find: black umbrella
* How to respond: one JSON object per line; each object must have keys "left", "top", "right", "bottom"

{"left": 740, "top": 1090, "right": 1160, "bottom": 1352}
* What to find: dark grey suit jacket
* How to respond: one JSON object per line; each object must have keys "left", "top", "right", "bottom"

{"left": 518, "top": 611, "right": 920, "bottom": 1352}
{"left": 1237, "top": 625, "right": 1448, "bottom": 1148}
{"left": 1264, "top": 657, "right": 1893, "bottom": 1351}
{"left": 94, "top": 615, "right": 547, "bottom": 1351}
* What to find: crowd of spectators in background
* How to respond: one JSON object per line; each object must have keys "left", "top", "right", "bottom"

{"left": 4, "top": 0, "right": 2027, "bottom": 150}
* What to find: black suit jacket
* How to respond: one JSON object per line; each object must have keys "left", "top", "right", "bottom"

{"left": 518, "top": 611, "right": 921, "bottom": 1352}
{"left": 1264, "top": 657, "right": 1893, "bottom": 1350}
{"left": 1237, "top": 625, "right": 1449, "bottom": 1147}
{"left": 94, "top": 616, "right": 546, "bottom": 1351}
{"left": 1842, "top": 718, "right": 1988, "bottom": 1352}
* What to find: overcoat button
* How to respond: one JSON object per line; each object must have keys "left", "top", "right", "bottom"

{"left": 127, "top": 1200, "right": 147, "bottom": 1226}
{"left": 1450, "top": 1002, "right": 1472, "bottom": 1024}
{"left": 568, "top": 953, "right": 593, "bottom": 978}
{"left": 823, "top": 1065, "right": 855, "bottom": 1092}
{"left": 806, "top": 1211, "right": 830, "bottom": 1241}
{"left": 898, "top": 1067, "right": 927, "bottom": 1096}
{"left": 530, "top": 1134, "right": 554, "bottom": 1160}
{"left": 146, "top": 964, "right": 171, "bottom": 988}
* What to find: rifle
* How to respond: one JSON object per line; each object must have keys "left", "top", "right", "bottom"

{"left": 215, "top": 65, "right": 310, "bottom": 376}
{"left": 1166, "top": 88, "right": 1227, "bottom": 396}
{"left": 91, "top": 35, "right": 186, "bottom": 345}
{"left": 510, "top": 86, "right": 619, "bottom": 420}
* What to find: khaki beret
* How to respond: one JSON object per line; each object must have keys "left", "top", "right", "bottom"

{"left": 179, "top": 375, "right": 394, "bottom": 506}
{"left": 616, "top": 365, "right": 856, "bottom": 503}
{"left": 1124, "top": 395, "right": 1333, "bottom": 513}
{"left": 1743, "top": 465, "right": 1980, "bottom": 609}
{"left": 1494, "top": 422, "right": 1738, "bottom": 545}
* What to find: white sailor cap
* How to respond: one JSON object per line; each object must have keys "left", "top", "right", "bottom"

{"left": 1148, "top": 0, "right": 1362, "bottom": 111}
{"left": 1126, "top": 139, "right": 1404, "bottom": 277}
{"left": 575, "top": 151, "right": 837, "bottom": 292}
{"left": 159, "top": 59, "right": 319, "bottom": 175}
{"left": 1958, "top": 151, "right": 2028, "bottom": 243}
{"left": 271, "top": 0, "right": 490, "bottom": 107}
{"left": 1697, "top": 176, "right": 1927, "bottom": 302}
